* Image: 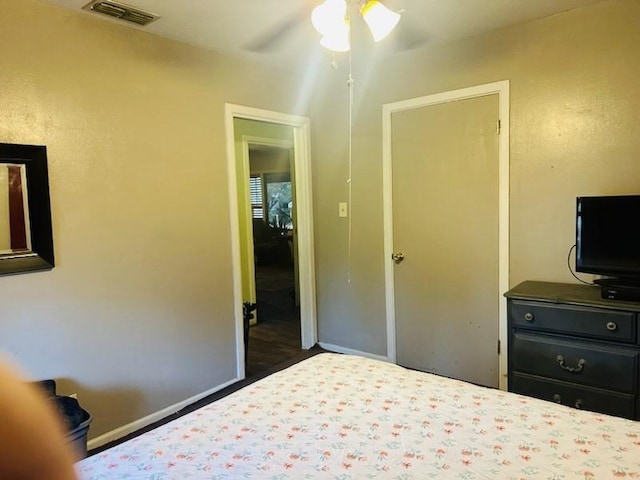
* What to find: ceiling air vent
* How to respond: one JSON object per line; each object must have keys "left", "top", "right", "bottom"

{"left": 82, "top": 0, "right": 159, "bottom": 26}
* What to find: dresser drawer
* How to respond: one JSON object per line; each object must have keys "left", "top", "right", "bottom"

{"left": 511, "top": 332, "right": 638, "bottom": 393}
{"left": 510, "top": 373, "right": 636, "bottom": 419}
{"left": 510, "top": 300, "right": 636, "bottom": 343}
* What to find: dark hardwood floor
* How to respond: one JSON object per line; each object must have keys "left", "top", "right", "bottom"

{"left": 246, "top": 263, "right": 303, "bottom": 377}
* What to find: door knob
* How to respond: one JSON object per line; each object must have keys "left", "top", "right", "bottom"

{"left": 391, "top": 252, "right": 405, "bottom": 264}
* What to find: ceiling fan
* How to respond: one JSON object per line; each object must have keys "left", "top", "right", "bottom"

{"left": 244, "top": 0, "right": 428, "bottom": 54}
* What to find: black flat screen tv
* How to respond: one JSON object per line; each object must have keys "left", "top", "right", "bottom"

{"left": 576, "top": 195, "right": 640, "bottom": 283}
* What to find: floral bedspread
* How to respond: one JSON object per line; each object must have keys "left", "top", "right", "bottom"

{"left": 77, "top": 353, "right": 640, "bottom": 479}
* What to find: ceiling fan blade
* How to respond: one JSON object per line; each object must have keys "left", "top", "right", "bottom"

{"left": 391, "top": 19, "right": 430, "bottom": 52}
{"left": 244, "top": 8, "right": 307, "bottom": 53}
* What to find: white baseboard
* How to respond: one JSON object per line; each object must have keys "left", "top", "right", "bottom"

{"left": 89, "top": 348, "right": 388, "bottom": 451}
{"left": 318, "top": 342, "right": 390, "bottom": 363}
{"left": 87, "top": 376, "right": 241, "bottom": 450}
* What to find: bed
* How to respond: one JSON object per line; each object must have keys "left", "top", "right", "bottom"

{"left": 77, "top": 352, "right": 640, "bottom": 479}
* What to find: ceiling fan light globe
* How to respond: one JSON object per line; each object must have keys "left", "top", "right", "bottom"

{"left": 320, "top": 27, "right": 350, "bottom": 52}
{"left": 361, "top": 0, "right": 401, "bottom": 42}
{"left": 311, "top": 0, "right": 348, "bottom": 36}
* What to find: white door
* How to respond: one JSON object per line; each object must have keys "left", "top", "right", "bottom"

{"left": 390, "top": 93, "right": 501, "bottom": 388}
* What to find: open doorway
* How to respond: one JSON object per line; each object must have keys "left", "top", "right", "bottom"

{"left": 247, "top": 143, "right": 301, "bottom": 376}
{"left": 225, "top": 104, "right": 317, "bottom": 381}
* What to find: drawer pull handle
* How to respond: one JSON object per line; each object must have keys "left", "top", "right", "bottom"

{"left": 606, "top": 321, "right": 618, "bottom": 332}
{"left": 524, "top": 312, "right": 534, "bottom": 322}
{"left": 556, "top": 355, "right": 586, "bottom": 373}
{"left": 552, "top": 394, "right": 583, "bottom": 409}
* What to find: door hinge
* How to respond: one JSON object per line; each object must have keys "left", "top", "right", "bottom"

{"left": 497, "top": 339, "right": 501, "bottom": 355}
{"left": 497, "top": 119, "right": 501, "bottom": 135}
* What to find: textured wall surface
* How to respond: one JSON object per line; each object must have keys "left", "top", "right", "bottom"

{"left": 1, "top": 0, "right": 638, "bottom": 442}
{"left": 0, "top": 0, "right": 302, "bottom": 439}
{"left": 310, "top": 0, "right": 640, "bottom": 357}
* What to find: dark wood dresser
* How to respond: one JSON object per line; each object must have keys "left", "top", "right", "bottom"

{"left": 505, "top": 281, "right": 640, "bottom": 419}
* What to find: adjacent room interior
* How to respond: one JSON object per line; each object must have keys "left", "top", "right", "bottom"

{"left": 246, "top": 141, "right": 302, "bottom": 375}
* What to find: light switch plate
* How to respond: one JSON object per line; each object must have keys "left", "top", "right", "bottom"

{"left": 338, "top": 202, "right": 348, "bottom": 218}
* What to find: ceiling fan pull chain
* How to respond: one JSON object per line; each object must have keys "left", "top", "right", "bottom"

{"left": 346, "top": 75, "right": 353, "bottom": 283}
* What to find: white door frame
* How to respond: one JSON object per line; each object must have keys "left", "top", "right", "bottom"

{"left": 225, "top": 104, "right": 317, "bottom": 379}
{"left": 382, "top": 81, "right": 510, "bottom": 389}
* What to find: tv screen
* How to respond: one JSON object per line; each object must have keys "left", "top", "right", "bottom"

{"left": 576, "top": 195, "right": 640, "bottom": 278}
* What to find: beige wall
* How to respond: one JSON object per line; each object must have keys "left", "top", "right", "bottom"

{"left": 3, "top": 0, "right": 639, "bottom": 442}
{"left": 0, "top": 0, "right": 304, "bottom": 439}
{"left": 311, "top": 0, "right": 640, "bottom": 356}
{"left": 250, "top": 149, "right": 292, "bottom": 174}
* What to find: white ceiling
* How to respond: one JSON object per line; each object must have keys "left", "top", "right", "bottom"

{"left": 41, "top": 0, "right": 606, "bottom": 69}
